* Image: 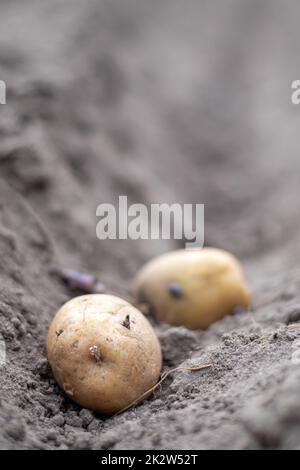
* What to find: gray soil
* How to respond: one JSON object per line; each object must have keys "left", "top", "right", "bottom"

{"left": 1, "top": 0, "right": 300, "bottom": 450}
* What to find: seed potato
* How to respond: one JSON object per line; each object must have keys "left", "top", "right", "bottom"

{"left": 133, "top": 248, "right": 251, "bottom": 329}
{"left": 46, "top": 294, "right": 162, "bottom": 415}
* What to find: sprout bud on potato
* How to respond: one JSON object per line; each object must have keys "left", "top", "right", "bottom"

{"left": 133, "top": 248, "right": 251, "bottom": 330}
{"left": 46, "top": 294, "right": 162, "bottom": 415}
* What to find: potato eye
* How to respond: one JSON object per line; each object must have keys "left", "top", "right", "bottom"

{"left": 168, "top": 283, "right": 183, "bottom": 299}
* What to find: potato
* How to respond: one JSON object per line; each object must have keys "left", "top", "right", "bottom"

{"left": 133, "top": 248, "right": 251, "bottom": 330}
{"left": 46, "top": 294, "right": 162, "bottom": 415}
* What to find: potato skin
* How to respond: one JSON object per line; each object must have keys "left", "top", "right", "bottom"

{"left": 133, "top": 248, "right": 251, "bottom": 330}
{"left": 46, "top": 295, "right": 162, "bottom": 415}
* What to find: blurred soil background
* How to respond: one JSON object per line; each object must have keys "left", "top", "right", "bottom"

{"left": 1, "top": 0, "right": 300, "bottom": 449}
